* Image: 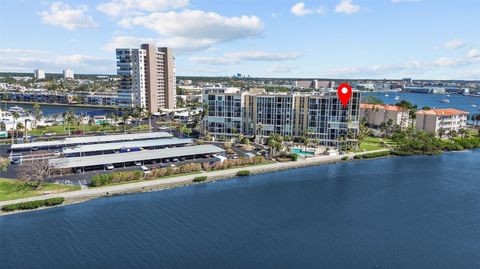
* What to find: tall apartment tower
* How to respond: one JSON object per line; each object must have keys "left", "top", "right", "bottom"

{"left": 116, "top": 44, "right": 176, "bottom": 112}
{"left": 63, "top": 69, "right": 74, "bottom": 79}
{"left": 33, "top": 69, "right": 45, "bottom": 80}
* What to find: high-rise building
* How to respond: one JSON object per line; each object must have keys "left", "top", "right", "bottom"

{"left": 63, "top": 69, "right": 74, "bottom": 79}
{"left": 33, "top": 69, "right": 45, "bottom": 80}
{"left": 203, "top": 88, "right": 360, "bottom": 148}
{"left": 116, "top": 44, "right": 176, "bottom": 112}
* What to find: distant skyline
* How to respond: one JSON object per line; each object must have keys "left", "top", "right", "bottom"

{"left": 0, "top": 0, "right": 479, "bottom": 79}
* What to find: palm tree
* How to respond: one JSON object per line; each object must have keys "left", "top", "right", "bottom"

{"left": 144, "top": 110, "right": 153, "bottom": 132}
{"left": 32, "top": 102, "right": 42, "bottom": 129}
{"left": 448, "top": 130, "right": 457, "bottom": 140}
{"left": 62, "top": 111, "right": 75, "bottom": 136}
{"left": 11, "top": 111, "right": 19, "bottom": 144}
{"left": 458, "top": 128, "right": 467, "bottom": 139}
{"left": 438, "top": 128, "right": 446, "bottom": 139}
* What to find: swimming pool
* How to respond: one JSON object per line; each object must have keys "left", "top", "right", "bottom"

{"left": 291, "top": 148, "right": 314, "bottom": 155}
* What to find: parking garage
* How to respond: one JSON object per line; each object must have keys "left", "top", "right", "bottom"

{"left": 10, "top": 132, "right": 173, "bottom": 153}
{"left": 48, "top": 144, "right": 225, "bottom": 172}
{"left": 62, "top": 138, "right": 193, "bottom": 157}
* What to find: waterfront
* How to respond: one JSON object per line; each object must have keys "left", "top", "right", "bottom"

{"left": 0, "top": 102, "right": 115, "bottom": 116}
{"left": 1, "top": 150, "right": 479, "bottom": 268}
{"left": 364, "top": 92, "right": 480, "bottom": 114}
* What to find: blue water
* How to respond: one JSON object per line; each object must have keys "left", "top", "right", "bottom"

{"left": 364, "top": 92, "right": 480, "bottom": 115}
{"left": 1, "top": 150, "right": 479, "bottom": 268}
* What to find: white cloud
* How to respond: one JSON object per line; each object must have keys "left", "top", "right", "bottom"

{"left": 434, "top": 57, "right": 462, "bottom": 66}
{"left": 190, "top": 50, "right": 301, "bottom": 65}
{"left": 268, "top": 64, "right": 295, "bottom": 73}
{"left": 291, "top": 2, "right": 326, "bottom": 16}
{"left": 443, "top": 39, "right": 465, "bottom": 49}
{"left": 0, "top": 48, "right": 113, "bottom": 73}
{"left": 467, "top": 48, "right": 480, "bottom": 59}
{"left": 39, "top": 2, "right": 97, "bottom": 30}
{"left": 97, "top": 0, "right": 189, "bottom": 17}
{"left": 335, "top": 0, "right": 361, "bottom": 14}
{"left": 118, "top": 10, "right": 264, "bottom": 51}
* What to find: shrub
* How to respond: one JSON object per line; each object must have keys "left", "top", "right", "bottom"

{"left": 391, "top": 150, "right": 415, "bottom": 156}
{"left": 193, "top": 176, "right": 207, "bottom": 182}
{"left": 341, "top": 156, "right": 349, "bottom": 161}
{"left": 236, "top": 170, "right": 251, "bottom": 176}
{"left": 2, "top": 197, "right": 65, "bottom": 212}
{"left": 353, "top": 155, "right": 362, "bottom": 159}
{"left": 362, "top": 151, "right": 390, "bottom": 159}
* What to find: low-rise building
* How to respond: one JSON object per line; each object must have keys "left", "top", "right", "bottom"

{"left": 416, "top": 108, "right": 469, "bottom": 136}
{"left": 360, "top": 104, "right": 410, "bottom": 128}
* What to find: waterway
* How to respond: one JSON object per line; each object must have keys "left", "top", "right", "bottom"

{"left": 363, "top": 92, "right": 480, "bottom": 115}
{"left": 1, "top": 150, "right": 479, "bottom": 268}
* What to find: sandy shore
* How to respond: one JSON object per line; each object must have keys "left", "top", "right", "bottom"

{"left": 0, "top": 149, "right": 389, "bottom": 216}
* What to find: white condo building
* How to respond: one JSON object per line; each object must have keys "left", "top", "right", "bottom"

{"left": 33, "top": 69, "right": 45, "bottom": 80}
{"left": 63, "top": 69, "right": 74, "bottom": 79}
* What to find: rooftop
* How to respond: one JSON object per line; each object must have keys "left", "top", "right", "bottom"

{"left": 416, "top": 108, "right": 469, "bottom": 116}
{"left": 360, "top": 103, "right": 407, "bottom": 112}
{"left": 63, "top": 138, "right": 193, "bottom": 154}
{"left": 49, "top": 144, "right": 224, "bottom": 169}
{"left": 11, "top": 132, "right": 173, "bottom": 150}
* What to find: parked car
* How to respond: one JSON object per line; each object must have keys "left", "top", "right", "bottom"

{"left": 140, "top": 165, "right": 150, "bottom": 174}
{"left": 105, "top": 164, "right": 114, "bottom": 170}
{"left": 134, "top": 161, "right": 142, "bottom": 166}
{"left": 169, "top": 164, "right": 176, "bottom": 167}
{"left": 172, "top": 158, "right": 179, "bottom": 162}
{"left": 44, "top": 132, "right": 56, "bottom": 137}
{"left": 179, "top": 157, "right": 186, "bottom": 161}
{"left": 10, "top": 158, "right": 21, "bottom": 165}
{"left": 163, "top": 159, "right": 170, "bottom": 163}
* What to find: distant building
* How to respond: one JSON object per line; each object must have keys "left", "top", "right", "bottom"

{"left": 416, "top": 108, "right": 469, "bottom": 136}
{"left": 33, "top": 69, "right": 45, "bottom": 80}
{"left": 116, "top": 44, "right": 176, "bottom": 112}
{"left": 360, "top": 104, "right": 410, "bottom": 128}
{"left": 403, "top": 86, "right": 445, "bottom": 94}
{"left": 203, "top": 88, "right": 360, "bottom": 148}
{"left": 63, "top": 69, "right": 74, "bottom": 79}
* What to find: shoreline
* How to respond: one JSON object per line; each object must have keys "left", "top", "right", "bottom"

{"left": 0, "top": 149, "right": 389, "bottom": 216}
{"left": 0, "top": 100, "right": 116, "bottom": 109}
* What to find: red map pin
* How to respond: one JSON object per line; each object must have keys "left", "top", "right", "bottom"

{"left": 337, "top": 83, "right": 352, "bottom": 108}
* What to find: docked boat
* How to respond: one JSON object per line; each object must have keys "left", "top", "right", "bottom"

{"left": 8, "top": 106, "right": 25, "bottom": 113}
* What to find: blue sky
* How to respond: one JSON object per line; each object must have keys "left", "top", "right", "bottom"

{"left": 0, "top": 0, "right": 479, "bottom": 79}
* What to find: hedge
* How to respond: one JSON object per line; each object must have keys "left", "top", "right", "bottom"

{"left": 236, "top": 170, "right": 251, "bottom": 176}
{"left": 341, "top": 156, "right": 349, "bottom": 161}
{"left": 361, "top": 151, "right": 391, "bottom": 159}
{"left": 193, "top": 176, "right": 207, "bottom": 182}
{"left": 2, "top": 197, "right": 65, "bottom": 212}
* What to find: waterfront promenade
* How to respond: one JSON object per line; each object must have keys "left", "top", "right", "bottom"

{"left": 0, "top": 149, "right": 389, "bottom": 214}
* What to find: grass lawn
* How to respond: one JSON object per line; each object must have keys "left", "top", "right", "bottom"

{"left": 353, "top": 137, "right": 393, "bottom": 152}
{"left": 0, "top": 178, "right": 80, "bottom": 201}
{"left": 29, "top": 124, "right": 149, "bottom": 136}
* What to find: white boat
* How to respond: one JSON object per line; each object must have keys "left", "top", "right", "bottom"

{"left": 394, "top": 96, "right": 400, "bottom": 101}
{"left": 441, "top": 98, "right": 450, "bottom": 104}
{"left": 8, "top": 106, "right": 25, "bottom": 113}
{"left": 471, "top": 104, "right": 477, "bottom": 107}
{"left": 384, "top": 94, "right": 389, "bottom": 97}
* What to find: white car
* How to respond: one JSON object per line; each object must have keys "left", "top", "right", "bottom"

{"left": 140, "top": 165, "right": 151, "bottom": 174}
{"left": 134, "top": 161, "right": 142, "bottom": 166}
{"left": 105, "top": 164, "right": 115, "bottom": 170}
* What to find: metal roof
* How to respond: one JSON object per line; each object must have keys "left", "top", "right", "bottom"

{"left": 11, "top": 132, "right": 173, "bottom": 150}
{"left": 49, "top": 144, "right": 224, "bottom": 169}
{"left": 63, "top": 138, "right": 192, "bottom": 154}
